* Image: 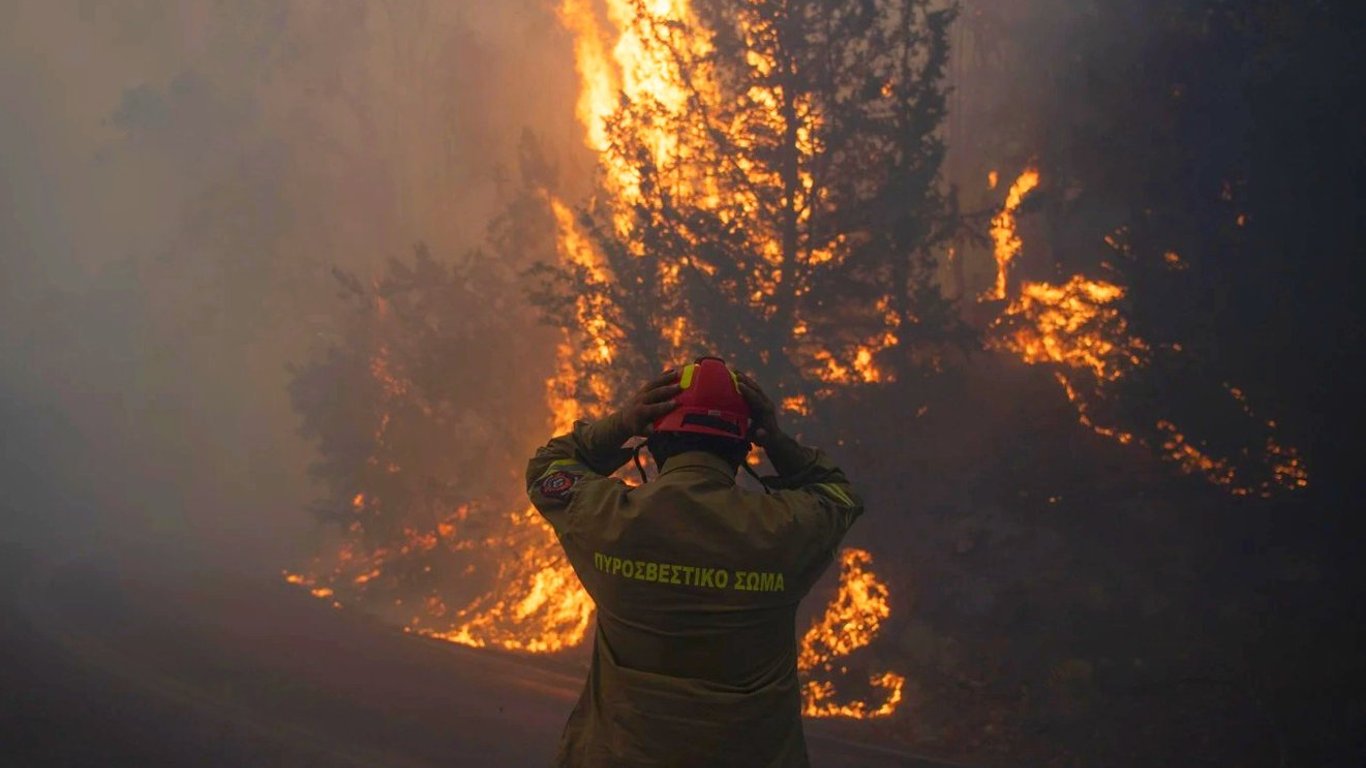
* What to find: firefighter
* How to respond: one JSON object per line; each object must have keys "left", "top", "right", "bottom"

{"left": 526, "top": 356, "right": 864, "bottom": 767}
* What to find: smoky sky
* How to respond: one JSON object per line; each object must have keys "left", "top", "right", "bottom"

{"left": 0, "top": 0, "right": 1085, "bottom": 571}
{"left": 0, "top": 1, "right": 586, "bottom": 571}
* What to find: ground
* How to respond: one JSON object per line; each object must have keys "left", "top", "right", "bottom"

{"left": 1, "top": 543, "right": 957, "bottom": 768}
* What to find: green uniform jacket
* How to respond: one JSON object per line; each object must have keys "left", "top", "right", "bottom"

{"left": 527, "top": 412, "right": 864, "bottom": 767}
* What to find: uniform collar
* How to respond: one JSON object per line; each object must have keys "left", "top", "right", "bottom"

{"left": 657, "top": 450, "right": 738, "bottom": 485}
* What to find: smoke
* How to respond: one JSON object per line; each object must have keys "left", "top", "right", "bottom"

{"left": 0, "top": 1, "right": 582, "bottom": 572}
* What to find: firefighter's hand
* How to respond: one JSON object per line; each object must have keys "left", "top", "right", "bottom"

{"left": 736, "top": 372, "right": 781, "bottom": 447}
{"left": 619, "top": 369, "right": 683, "bottom": 437}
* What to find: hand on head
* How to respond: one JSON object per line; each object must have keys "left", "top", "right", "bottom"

{"left": 620, "top": 369, "right": 682, "bottom": 437}
{"left": 735, "top": 371, "right": 780, "bottom": 446}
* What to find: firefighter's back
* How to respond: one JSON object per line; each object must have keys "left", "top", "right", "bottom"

{"left": 526, "top": 361, "right": 863, "bottom": 767}
{"left": 570, "top": 460, "right": 818, "bottom": 766}
{"left": 593, "top": 470, "right": 813, "bottom": 681}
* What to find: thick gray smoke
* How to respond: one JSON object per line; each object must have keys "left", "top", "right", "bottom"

{"left": 0, "top": 1, "right": 583, "bottom": 572}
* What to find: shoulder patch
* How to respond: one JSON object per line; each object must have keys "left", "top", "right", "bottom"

{"left": 538, "top": 470, "right": 579, "bottom": 499}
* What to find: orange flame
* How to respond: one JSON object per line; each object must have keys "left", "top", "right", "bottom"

{"left": 797, "top": 549, "right": 906, "bottom": 718}
{"left": 997, "top": 276, "right": 1149, "bottom": 383}
{"left": 417, "top": 507, "right": 594, "bottom": 653}
{"left": 985, "top": 168, "right": 1040, "bottom": 301}
{"left": 987, "top": 169, "right": 1307, "bottom": 497}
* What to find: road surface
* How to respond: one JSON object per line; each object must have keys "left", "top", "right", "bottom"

{"left": 2, "top": 546, "right": 965, "bottom": 767}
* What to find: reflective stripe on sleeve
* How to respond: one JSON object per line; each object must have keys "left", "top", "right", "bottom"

{"left": 811, "top": 482, "right": 855, "bottom": 507}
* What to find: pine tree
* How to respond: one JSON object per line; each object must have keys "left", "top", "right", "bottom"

{"left": 530, "top": 0, "right": 972, "bottom": 416}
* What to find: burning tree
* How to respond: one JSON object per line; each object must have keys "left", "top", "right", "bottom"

{"left": 531, "top": 0, "right": 973, "bottom": 416}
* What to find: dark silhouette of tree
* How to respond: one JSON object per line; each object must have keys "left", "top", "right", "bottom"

{"left": 287, "top": 245, "right": 546, "bottom": 608}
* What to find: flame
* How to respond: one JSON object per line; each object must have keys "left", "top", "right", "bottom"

{"left": 406, "top": 337, "right": 601, "bottom": 653}
{"left": 559, "top": 0, "right": 897, "bottom": 384}
{"left": 985, "top": 168, "right": 1040, "bottom": 301}
{"left": 987, "top": 169, "right": 1307, "bottom": 497}
{"left": 995, "top": 274, "right": 1306, "bottom": 496}
{"left": 294, "top": 25, "right": 1308, "bottom": 738}
{"left": 797, "top": 549, "right": 906, "bottom": 718}
{"left": 997, "top": 276, "right": 1149, "bottom": 383}
{"left": 558, "top": 0, "right": 709, "bottom": 209}
{"left": 550, "top": 197, "right": 618, "bottom": 365}
{"left": 416, "top": 507, "right": 595, "bottom": 653}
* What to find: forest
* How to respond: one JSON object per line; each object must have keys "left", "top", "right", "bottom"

{"left": 1, "top": 1, "right": 1360, "bottom": 766}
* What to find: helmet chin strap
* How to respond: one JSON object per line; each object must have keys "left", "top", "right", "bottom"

{"left": 632, "top": 441, "right": 770, "bottom": 493}
{"left": 633, "top": 443, "right": 650, "bottom": 485}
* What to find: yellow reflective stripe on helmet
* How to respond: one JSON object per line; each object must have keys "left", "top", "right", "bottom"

{"left": 679, "top": 363, "right": 696, "bottom": 390}
{"left": 728, "top": 367, "right": 740, "bottom": 392}
{"left": 812, "top": 482, "right": 855, "bottom": 507}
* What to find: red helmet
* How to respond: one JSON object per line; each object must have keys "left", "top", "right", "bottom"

{"left": 652, "top": 356, "right": 751, "bottom": 441}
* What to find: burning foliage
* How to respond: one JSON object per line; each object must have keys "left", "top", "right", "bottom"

{"left": 984, "top": 168, "right": 1040, "bottom": 301}
{"left": 530, "top": 0, "right": 972, "bottom": 409}
{"left": 984, "top": 169, "right": 1308, "bottom": 497}
{"left": 798, "top": 549, "right": 906, "bottom": 718}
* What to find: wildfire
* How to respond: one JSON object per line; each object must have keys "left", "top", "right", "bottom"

{"left": 518, "top": 0, "right": 910, "bottom": 709}
{"left": 547, "top": 0, "right": 906, "bottom": 717}
{"left": 559, "top": 0, "right": 898, "bottom": 386}
{"left": 797, "top": 549, "right": 906, "bottom": 718}
{"left": 290, "top": 0, "right": 908, "bottom": 723}
{"left": 987, "top": 169, "right": 1308, "bottom": 497}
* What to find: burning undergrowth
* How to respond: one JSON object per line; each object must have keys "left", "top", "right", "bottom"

{"left": 985, "top": 168, "right": 1308, "bottom": 499}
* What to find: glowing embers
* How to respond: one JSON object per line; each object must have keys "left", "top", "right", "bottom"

{"left": 1155, "top": 384, "right": 1309, "bottom": 497}
{"left": 798, "top": 549, "right": 906, "bottom": 719}
{"left": 811, "top": 342, "right": 894, "bottom": 386}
